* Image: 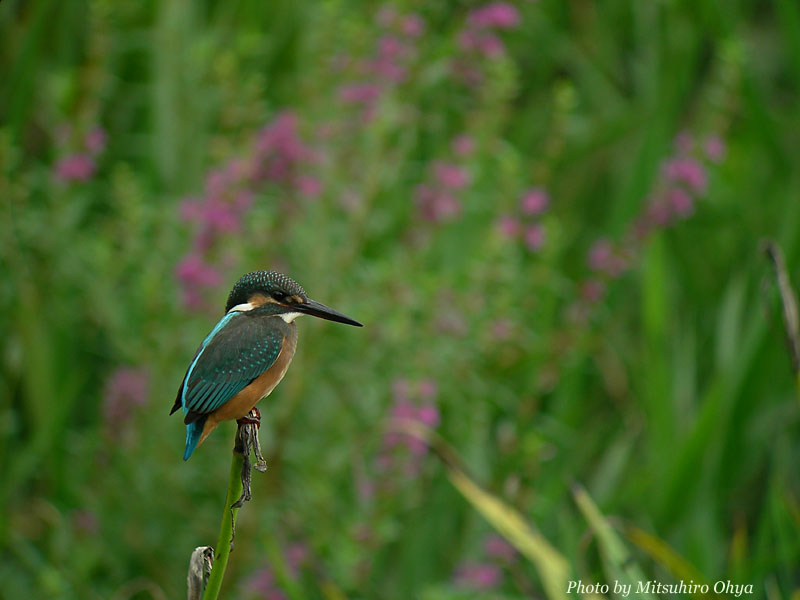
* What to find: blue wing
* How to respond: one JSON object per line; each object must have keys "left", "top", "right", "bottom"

{"left": 173, "top": 311, "right": 286, "bottom": 459}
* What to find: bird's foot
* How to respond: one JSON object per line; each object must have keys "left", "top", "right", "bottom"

{"left": 236, "top": 406, "right": 261, "bottom": 427}
{"left": 236, "top": 407, "right": 268, "bottom": 472}
{"left": 230, "top": 421, "right": 253, "bottom": 551}
{"left": 229, "top": 408, "right": 268, "bottom": 550}
{"left": 252, "top": 427, "right": 267, "bottom": 473}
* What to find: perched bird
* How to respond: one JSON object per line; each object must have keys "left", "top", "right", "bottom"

{"left": 172, "top": 270, "right": 362, "bottom": 460}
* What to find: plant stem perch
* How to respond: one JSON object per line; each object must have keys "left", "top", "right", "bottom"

{"left": 201, "top": 409, "right": 265, "bottom": 600}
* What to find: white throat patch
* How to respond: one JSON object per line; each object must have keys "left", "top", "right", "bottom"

{"left": 227, "top": 302, "right": 303, "bottom": 323}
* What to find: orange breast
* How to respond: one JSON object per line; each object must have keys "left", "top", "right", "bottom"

{"left": 198, "top": 323, "right": 298, "bottom": 446}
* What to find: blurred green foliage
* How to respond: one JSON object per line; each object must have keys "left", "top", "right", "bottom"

{"left": 1, "top": 0, "right": 800, "bottom": 598}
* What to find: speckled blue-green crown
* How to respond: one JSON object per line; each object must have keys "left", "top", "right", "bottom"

{"left": 225, "top": 271, "right": 307, "bottom": 312}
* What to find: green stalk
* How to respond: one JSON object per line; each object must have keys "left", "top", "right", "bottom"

{"left": 202, "top": 446, "right": 244, "bottom": 600}
{"left": 764, "top": 240, "right": 800, "bottom": 404}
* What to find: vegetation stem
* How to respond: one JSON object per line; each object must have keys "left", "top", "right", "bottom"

{"left": 202, "top": 442, "right": 245, "bottom": 600}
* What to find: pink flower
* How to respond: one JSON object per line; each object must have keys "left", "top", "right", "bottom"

{"left": 244, "top": 567, "right": 287, "bottom": 600}
{"left": 451, "top": 134, "right": 475, "bottom": 156}
{"left": 402, "top": 14, "right": 425, "bottom": 37}
{"left": 460, "top": 29, "right": 480, "bottom": 52}
{"left": 588, "top": 239, "right": 613, "bottom": 272}
{"left": 418, "top": 404, "right": 440, "bottom": 428}
{"left": 415, "top": 185, "right": 462, "bottom": 223}
{"left": 55, "top": 154, "right": 95, "bottom": 182}
{"left": 391, "top": 400, "right": 418, "bottom": 421}
{"left": 179, "top": 198, "right": 205, "bottom": 223}
{"left": 392, "top": 378, "right": 411, "bottom": 402}
{"left": 372, "top": 57, "right": 406, "bottom": 82}
{"left": 434, "top": 162, "right": 470, "bottom": 189}
{"left": 704, "top": 134, "right": 726, "bottom": 163}
{"left": 255, "top": 111, "right": 310, "bottom": 163}
{"left": 667, "top": 187, "right": 694, "bottom": 217}
{"left": 460, "top": 30, "right": 505, "bottom": 58}
{"left": 339, "top": 190, "right": 363, "bottom": 212}
{"left": 477, "top": 33, "right": 505, "bottom": 57}
{"left": 103, "top": 367, "right": 149, "bottom": 428}
{"left": 295, "top": 175, "right": 322, "bottom": 197}
{"left": 484, "top": 534, "right": 517, "bottom": 562}
{"left": 176, "top": 254, "right": 223, "bottom": 288}
{"left": 235, "top": 190, "right": 255, "bottom": 211}
{"left": 435, "top": 310, "right": 468, "bottom": 336}
{"left": 580, "top": 279, "right": 606, "bottom": 303}
{"left": 386, "top": 399, "right": 429, "bottom": 455}
{"left": 496, "top": 215, "right": 521, "bottom": 238}
{"left": 205, "top": 167, "right": 231, "bottom": 197}
{"left": 85, "top": 127, "right": 107, "bottom": 155}
{"left": 72, "top": 510, "right": 100, "bottom": 535}
{"left": 490, "top": 318, "right": 513, "bottom": 340}
{"left": 285, "top": 542, "right": 309, "bottom": 577}
{"left": 454, "top": 561, "right": 503, "bottom": 590}
{"left": 203, "top": 197, "right": 240, "bottom": 233}
{"left": 663, "top": 157, "right": 707, "bottom": 194}
{"left": 433, "top": 192, "right": 462, "bottom": 220}
{"left": 646, "top": 200, "right": 672, "bottom": 227}
{"left": 376, "top": 6, "right": 398, "bottom": 27}
{"left": 673, "top": 130, "right": 694, "bottom": 155}
{"left": 450, "top": 58, "right": 484, "bottom": 87}
{"left": 385, "top": 381, "right": 441, "bottom": 456}
{"left": 524, "top": 224, "right": 545, "bottom": 251}
{"left": 378, "top": 35, "right": 404, "bottom": 60}
{"left": 339, "top": 83, "right": 382, "bottom": 104}
{"left": 358, "top": 480, "right": 375, "bottom": 501}
{"left": 375, "top": 453, "right": 394, "bottom": 472}
{"left": 520, "top": 188, "right": 549, "bottom": 215}
{"left": 467, "top": 2, "right": 521, "bottom": 29}
{"left": 418, "top": 378, "right": 438, "bottom": 399}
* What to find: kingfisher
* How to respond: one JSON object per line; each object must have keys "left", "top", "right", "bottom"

{"left": 171, "top": 270, "right": 362, "bottom": 460}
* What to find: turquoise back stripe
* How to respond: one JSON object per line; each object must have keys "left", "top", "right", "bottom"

{"left": 181, "top": 311, "right": 238, "bottom": 413}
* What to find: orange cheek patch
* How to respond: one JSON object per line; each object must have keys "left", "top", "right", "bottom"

{"left": 247, "top": 293, "right": 275, "bottom": 307}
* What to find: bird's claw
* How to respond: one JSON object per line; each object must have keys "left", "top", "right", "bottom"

{"left": 252, "top": 424, "right": 268, "bottom": 472}
{"left": 229, "top": 408, "right": 268, "bottom": 551}
{"left": 236, "top": 406, "right": 262, "bottom": 427}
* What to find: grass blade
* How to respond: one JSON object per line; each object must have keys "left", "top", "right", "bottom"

{"left": 391, "top": 420, "right": 571, "bottom": 600}
{"left": 572, "top": 484, "right": 657, "bottom": 600}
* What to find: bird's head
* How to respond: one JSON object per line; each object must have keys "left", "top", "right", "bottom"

{"left": 225, "top": 270, "right": 363, "bottom": 326}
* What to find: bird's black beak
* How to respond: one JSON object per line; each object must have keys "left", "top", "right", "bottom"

{"left": 295, "top": 298, "right": 363, "bottom": 326}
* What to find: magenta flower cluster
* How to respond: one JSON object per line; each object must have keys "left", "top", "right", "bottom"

{"left": 638, "top": 131, "right": 724, "bottom": 234}
{"left": 176, "top": 112, "right": 319, "bottom": 310}
{"left": 415, "top": 161, "right": 471, "bottom": 223}
{"left": 71, "top": 509, "right": 100, "bottom": 536}
{"left": 243, "top": 567, "right": 287, "bottom": 600}
{"left": 461, "top": 2, "right": 520, "bottom": 58}
{"left": 580, "top": 130, "right": 725, "bottom": 304}
{"left": 415, "top": 136, "right": 476, "bottom": 224}
{"left": 53, "top": 126, "right": 107, "bottom": 183}
{"left": 452, "top": 2, "right": 521, "bottom": 85}
{"left": 242, "top": 541, "right": 310, "bottom": 599}
{"left": 356, "top": 379, "right": 441, "bottom": 505}
{"left": 102, "top": 366, "right": 149, "bottom": 429}
{"left": 383, "top": 378, "right": 440, "bottom": 455}
{"left": 453, "top": 533, "right": 518, "bottom": 591}
{"left": 337, "top": 6, "right": 426, "bottom": 121}
{"left": 453, "top": 561, "right": 503, "bottom": 590}
{"left": 497, "top": 187, "right": 549, "bottom": 251}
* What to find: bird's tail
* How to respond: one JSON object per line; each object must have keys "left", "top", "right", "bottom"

{"left": 183, "top": 416, "right": 208, "bottom": 461}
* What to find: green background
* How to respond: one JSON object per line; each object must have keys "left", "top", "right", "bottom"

{"left": 1, "top": 1, "right": 799, "bottom": 598}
